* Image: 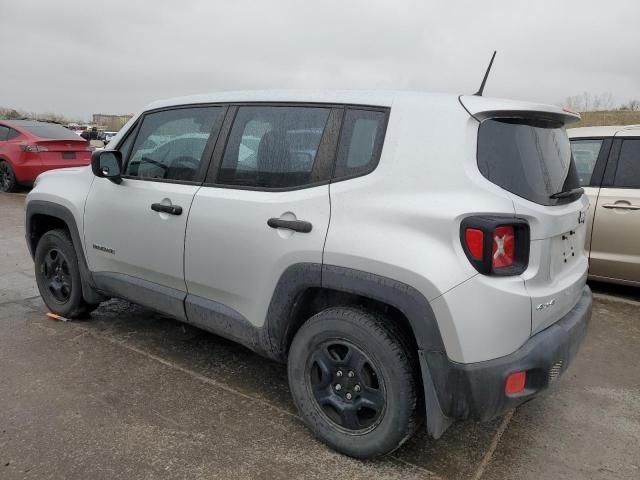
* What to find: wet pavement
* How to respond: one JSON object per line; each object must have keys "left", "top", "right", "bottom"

{"left": 1, "top": 192, "right": 638, "bottom": 479}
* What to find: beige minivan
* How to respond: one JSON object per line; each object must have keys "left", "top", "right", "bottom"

{"left": 569, "top": 125, "right": 640, "bottom": 286}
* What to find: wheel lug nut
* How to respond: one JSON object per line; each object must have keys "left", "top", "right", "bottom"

{"left": 346, "top": 393, "right": 352, "bottom": 400}
{"left": 354, "top": 385, "right": 361, "bottom": 392}
{"left": 335, "top": 384, "right": 342, "bottom": 391}
{"left": 348, "top": 371, "right": 355, "bottom": 378}
{"left": 336, "top": 370, "right": 343, "bottom": 377}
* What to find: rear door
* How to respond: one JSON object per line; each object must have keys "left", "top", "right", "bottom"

{"left": 84, "top": 105, "right": 225, "bottom": 317}
{"left": 589, "top": 137, "right": 640, "bottom": 284}
{"left": 184, "top": 104, "right": 340, "bottom": 331}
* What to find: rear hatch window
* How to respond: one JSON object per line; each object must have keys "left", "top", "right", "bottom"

{"left": 477, "top": 119, "right": 579, "bottom": 206}
{"left": 21, "top": 124, "right": 82, "bottom": 141}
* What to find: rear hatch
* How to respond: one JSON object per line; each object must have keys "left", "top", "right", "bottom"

{"left": 21, "top": 123, "right": 91, "bottom": 163}
{"left": 461, "top": 96, "right": 589, "bottom": 335}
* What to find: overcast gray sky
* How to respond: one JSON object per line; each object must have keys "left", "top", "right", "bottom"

{"left": 1, "top": 0, "right": 638, "bottom": 120}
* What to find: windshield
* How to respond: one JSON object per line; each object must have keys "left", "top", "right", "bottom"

{"left": 477, "top": 118, "right": 579, "bottom": 206}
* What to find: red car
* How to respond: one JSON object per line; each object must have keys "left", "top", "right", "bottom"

{"left": 0, "top": 120, "right": 93, "bottom": 192}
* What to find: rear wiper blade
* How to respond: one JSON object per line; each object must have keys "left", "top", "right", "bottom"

{"left": 549, "top": 187, "right": 584, "bottom": 199}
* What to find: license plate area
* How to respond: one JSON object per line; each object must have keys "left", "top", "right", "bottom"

{"left": 550, "top": 225, "right": 584, "bottom": 277}
{"left": 62, "top": 152, "right": 76, "bottom": 160}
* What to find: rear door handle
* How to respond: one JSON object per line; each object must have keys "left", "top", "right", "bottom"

{"left": 602, "top": 203, "right": 640, "bottom": 210}
{"left": 267, "top": 218, "right": 312, "bottom": 233}
{"left": 151, "top": 203, "right": 183, "bottom": 215}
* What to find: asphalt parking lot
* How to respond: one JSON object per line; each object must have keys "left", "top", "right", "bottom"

{"left": 1, "top": 192, "right": 639, "bottom": 480}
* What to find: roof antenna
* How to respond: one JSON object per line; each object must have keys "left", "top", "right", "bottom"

{"left": 474, "top": 51, "right": 497, "bottom": 96}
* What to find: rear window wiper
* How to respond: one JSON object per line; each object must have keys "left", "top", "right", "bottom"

{"left": 549, "top": 187, "right": 584, "bottom": 199}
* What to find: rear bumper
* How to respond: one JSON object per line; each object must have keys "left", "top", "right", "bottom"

{"left": 424, "top": 285, "right": 592, "bottom": 424}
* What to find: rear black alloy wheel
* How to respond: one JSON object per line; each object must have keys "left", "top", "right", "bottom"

{"left": 41, "top": 248, "right": 73, "bottom": 304}
{"left": 288, "top": 307, "right": 419, "bottom": 458}
{"left": 308, "top": 340, "right": 386, "bottom": 433}
{"left": 0, "top": 160, "right": 17, "bottom": 193}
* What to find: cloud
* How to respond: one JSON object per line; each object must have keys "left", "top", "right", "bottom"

{"left": 1, "top": 0, "right": 638, "bottom": 119}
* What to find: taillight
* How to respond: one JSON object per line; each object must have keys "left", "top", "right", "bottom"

{"left": 461, "top": 216, "right": 529, "bottom": 276}
{"left": 20, "top": 145, "right": 48, "bottom": 152}
{"left": 465, "top": 228, "right": 484, "bottom": 260}
{"left": 492, "top": 225, "right": 514, "bottom": 268}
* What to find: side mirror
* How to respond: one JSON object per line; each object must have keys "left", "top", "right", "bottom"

{"left": 91, "top": 150, "right": 122, "bottom": 184}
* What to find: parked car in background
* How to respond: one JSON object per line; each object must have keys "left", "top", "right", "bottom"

{"left": 568, "top": 125, "right": 640, "bottom": 286}
{"left": 0, "top": 120, "right": 93, "bottom": 192}
{"left": 104, "top": 131, "right": 119, "bottom": 143}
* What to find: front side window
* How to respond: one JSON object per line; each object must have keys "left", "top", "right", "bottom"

{"left": 477, "top": 118, "right": 579, "bottom": 206}
{"left": 124, "top": 107, "right": 223, "bottom": 182}
{"left": 613, "top": 139, "right": 640, "bottom": 188}
{"left": 570, "top": 139, "right": 603, "bottom": 186}
{"left": 218, "top": 106, "right": 330, "bottom": 188}
{"left": 333, "top": 109, "right": 387, "bottom": 179}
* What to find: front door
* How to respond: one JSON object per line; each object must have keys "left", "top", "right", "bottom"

{"left": 83, "top": 105, "right": 225, "bottom": 315}
{"left": 590, "top": 138, "right": 640, "bottom": 283}
{"left": 184, "top": 105, "right": 338, "bottom": 330}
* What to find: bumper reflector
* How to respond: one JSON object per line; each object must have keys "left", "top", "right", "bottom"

{"left": 505, "top": 371, "right": 526, "bottom": 394}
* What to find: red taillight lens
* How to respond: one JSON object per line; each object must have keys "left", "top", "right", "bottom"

{"left": 461, "top": 217, "right": 529, "bottom": 276}
{"left": 20, "top": 145, "right": 48, "bottom": 153}
{"left": 492, "top": 225, "right": 514, "bottom": 269}
{"left": 465, "top": 228, "right": 484, "bottom": 260}
{"left": 505, "top": 371, "right": 526, "bottom": 394}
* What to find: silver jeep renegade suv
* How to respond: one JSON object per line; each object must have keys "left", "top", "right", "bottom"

{"left": 25, "top": 90, "right": 592, "bottom": 458}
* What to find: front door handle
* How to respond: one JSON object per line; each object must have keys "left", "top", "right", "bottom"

{"left": 602, "top": 203, "right": 640, "bottom": 210}
{"left": 267, "top": 218, "right": 312, "bottom": 233}
{"left": 151, "top": 203, "right": 183, "bottom": 215}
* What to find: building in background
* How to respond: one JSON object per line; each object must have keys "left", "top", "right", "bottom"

{"left": 92, "top": 113, "right": 133, "bottom": 131}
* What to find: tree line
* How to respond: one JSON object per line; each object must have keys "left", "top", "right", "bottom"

{"left": 563, "top": 92, "right": 640, "bottom": 112}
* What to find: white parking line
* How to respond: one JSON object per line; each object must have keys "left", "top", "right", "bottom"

{"left": 471, "top": 409, "right": 514, "bottom": 480}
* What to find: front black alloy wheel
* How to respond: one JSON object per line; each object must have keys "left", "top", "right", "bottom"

{"left": 34, "top": 229, "right": 99, "bottom": 318}
{"left": 0, "top": 160, "right": 17, "bottom": 193}
{"left": 41, "top": 248, "right": 73, "bottom": 303}
{"left": 288, "top": 307, "right": 419, "bottom": 458}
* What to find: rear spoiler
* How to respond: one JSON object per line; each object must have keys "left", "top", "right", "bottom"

{"left": 459, "top": 95, "right": 581, "bottom": 125}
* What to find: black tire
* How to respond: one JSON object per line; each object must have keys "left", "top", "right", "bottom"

{"left": 34, "top": 229, "right": 99, "bottom": 318}
{"left": 0, "top": 160, "right": 17, "bottom": 193}
{"left": 288, "top": 307, "right": 419, "bottom": 458}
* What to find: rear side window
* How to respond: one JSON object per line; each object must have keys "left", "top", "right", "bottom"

{"left": 613, "top": 139, "right": 640, "bottom": 188}
{"left": 20, "top": 124, "right": 80, "bottom": 140}
{"left": 6, "top": 128, "right": 20, "bottom": 140}
{"left": 570, "top": 139, "right": 603, "bottom": 186}
{"left": 477, "top": 119, "right": 579, "bottom": 206}
{"left": 124, "top": 107, "right": 224, "bottom": 182}
{"left": 0, "top": 125, "right": 8, "bottom": 141}
{"left": 218, "top": 106, "right": 330, "bottom": 188}
{"left": 333, "top": 109, "right": 386, "bottom": 179}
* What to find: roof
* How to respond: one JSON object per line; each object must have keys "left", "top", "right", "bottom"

{"left": 567, "top": 124, "right": 640, "bottom": 138}
{"left": 144, "top": 89, "right": 568, "bottom": 116}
